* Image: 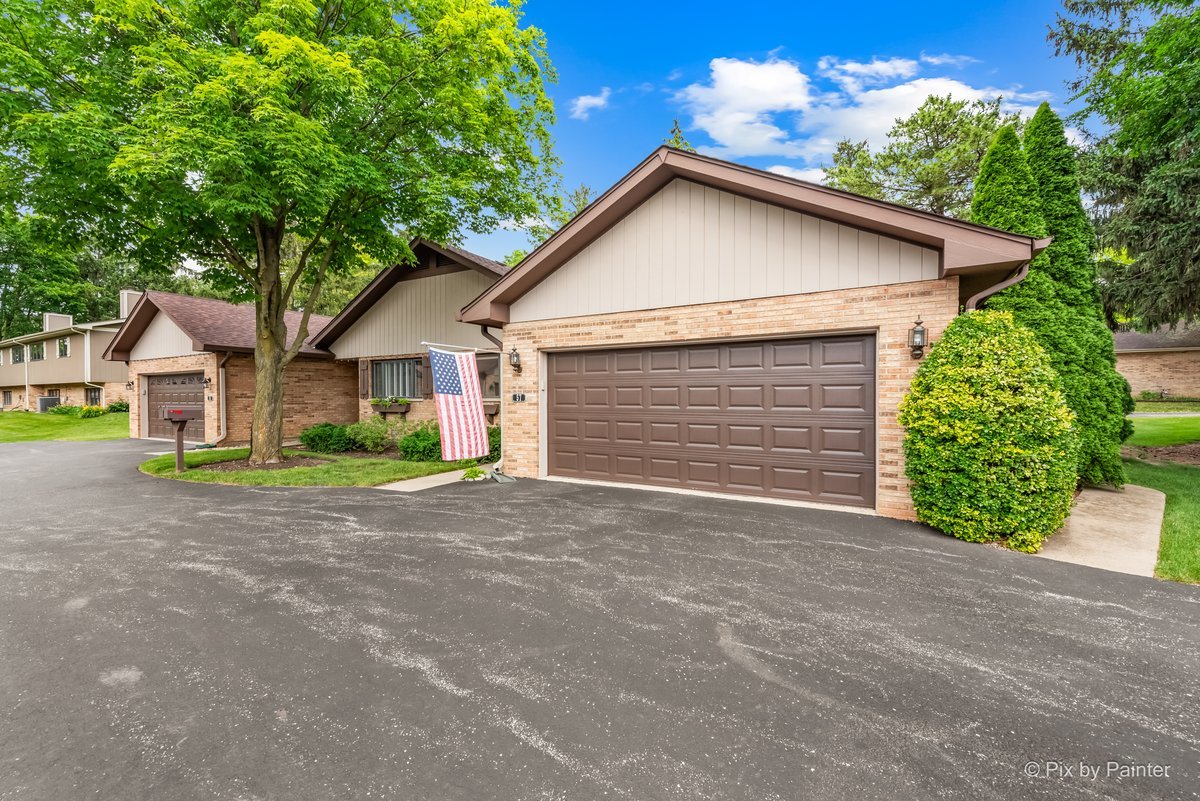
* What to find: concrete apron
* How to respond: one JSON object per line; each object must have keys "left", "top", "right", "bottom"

{"left": 1037, "top": 485, "right": 1166, "bottom": 577}
{"left": 375, "top": 464, "right": 497, "bottom": 493}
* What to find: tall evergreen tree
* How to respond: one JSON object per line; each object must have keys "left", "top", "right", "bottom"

{"left": 1023, "top": 102, "right": 1134, "bottom": 442}
{"left": 972, "top": 125, "right": 1126, "bottom": 486}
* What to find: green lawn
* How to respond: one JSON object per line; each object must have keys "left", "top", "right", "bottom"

{"left": 1134, "top": 400, "right": 1200, "bottom": 414}
{"left": 0, "top": 411, "right": 129, "bottom": 442}
{"left": 1127, "top": 416, "right": 1200, "bottom": 447}
{"left": 140, "top": 447, "right": 470, "bottom": 487}
{"left": 1125, "top": 459, "right": 1200, "bottom": 584}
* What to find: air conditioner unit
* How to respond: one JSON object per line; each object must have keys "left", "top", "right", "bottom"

{"left": 37, "top": 396, "right": 61, "bottom": 413}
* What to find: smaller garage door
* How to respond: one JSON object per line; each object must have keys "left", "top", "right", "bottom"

{"left": 145, "top": 373, "right": 205, "bottom": 440}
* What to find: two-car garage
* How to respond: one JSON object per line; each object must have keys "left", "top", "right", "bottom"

{"left": 459, "top": 147, "right": 1050, "bottom": 520}
{"left": 546, "top": 336, "right": 876, "bottom": 507}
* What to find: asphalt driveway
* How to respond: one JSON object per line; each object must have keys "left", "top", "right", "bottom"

{"left": 1, "top": 440, "right": 1197, "bottom": 801}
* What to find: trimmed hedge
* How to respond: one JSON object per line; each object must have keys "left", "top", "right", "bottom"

{"left": 299, "top": 422, "right": 355, "bottom": 454}
{"left": 898, "top": 310, "right": 1079, "bottom": 553}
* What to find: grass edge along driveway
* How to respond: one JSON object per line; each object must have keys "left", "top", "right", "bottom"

{"left": 141, "top": 447, "right": 469, "bottom": 487}
{"left": 0, "top": 411, "right": 129, "bottom": 443}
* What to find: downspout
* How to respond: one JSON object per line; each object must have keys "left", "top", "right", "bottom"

{"left": 964, "top": 261, "right": 1030, "bottom": 311}
{"left": 22, "top": 344, "right": 29, "bottom": 411}
{"left": 211, "top": 351, "right": 233, "bottom": 446}
{"left": 478, "top": 325, "right": 503, "bottom": 349}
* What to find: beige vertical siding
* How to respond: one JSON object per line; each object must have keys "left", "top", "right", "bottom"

{"left": 89, "top": 330, "right": 129, "bottom": 383}
{"left": 510, "top": 178, "right": 941, "bottom": 323}
{"left": 24, "top": 332, "right": 84, "bottom": 385}
{"left": 129, "top": 311, "right": 200, "bottom": 360}
{"left": 328, "top": 270, "right": 499, "bottom": 359}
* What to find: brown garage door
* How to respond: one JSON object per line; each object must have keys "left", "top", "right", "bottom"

{"left": 145, "top": 373, "right": 205, "bottom": 440}
{"left": 547, "top": 336, "right": 876, "bottom": 507}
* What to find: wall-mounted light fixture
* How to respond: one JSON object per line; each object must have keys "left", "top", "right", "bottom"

{"left": 203, "top": 376, "right": 213, "bottom": 388}
{"left": 508, "top": 346, "right": 522, "bottom": 373}
{"left": 909, "top": 318, "right": 927, "bottom": 360}
{"left": 125, "top": 381, "right": 134, "bottom": 391}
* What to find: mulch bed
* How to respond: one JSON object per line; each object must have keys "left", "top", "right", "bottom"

{"left": 196, "top": 456, "right": 331, "bottom": 473}
{"left": 1123, "top": 443, "right": 1200, "bottom": 467}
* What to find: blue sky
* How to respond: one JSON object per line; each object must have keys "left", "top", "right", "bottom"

{"left": 463, "top": 0, "right": 1082, "bottom": 257}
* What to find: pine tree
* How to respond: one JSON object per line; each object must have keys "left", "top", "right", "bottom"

{"left": 972, "top": 124, "right": 1127, "bottom": 486}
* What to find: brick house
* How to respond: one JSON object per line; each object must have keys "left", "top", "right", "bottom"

{"left": 458, "top": 147, "right": 1049, "bottom": 521}
{"left": 309, "top": 239, "right": 508, "bottom": 425}
{"left": 1114, "top": 325, "right": 1200, "bottom": 398}
{"left": 104, "top": 292, "right": 357, "bottom": 444}
{"left": 0, "top": 291, "right": 141, "bottom": 412}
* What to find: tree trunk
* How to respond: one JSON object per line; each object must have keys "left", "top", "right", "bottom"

{"left": 248, "top": 220, "right": 289, "bottom": 465}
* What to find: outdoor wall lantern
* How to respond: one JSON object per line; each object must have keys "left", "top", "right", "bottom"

{"left": 202, "top": 376, "right": 213, "bottom": 388}
{"left": 909, "top": 318, "right": 927, "bottom": 360}
{"left": 125, "top": 381, "right": 134, "bottom": 391}
{"left": 509, "top": 346, "right": 522, "bottom": 373}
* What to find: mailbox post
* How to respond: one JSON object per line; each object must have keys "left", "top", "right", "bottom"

{"left": 161, "top": 405, "right": 204, "bottom": 472}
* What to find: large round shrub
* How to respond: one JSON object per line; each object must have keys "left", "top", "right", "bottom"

{"left": 299, "top": 422, "right": 354, "bottom": 454}
{"left": 897, "top": 310, "right": 1079, "bottom": 552}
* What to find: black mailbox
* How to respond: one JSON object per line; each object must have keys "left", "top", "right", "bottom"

{"left": 162, "top": 405, "right": 203, "bottom": 422}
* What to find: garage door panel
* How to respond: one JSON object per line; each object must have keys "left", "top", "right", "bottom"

{"left": 819, "top": 383, "right": 872, "bottom": 412}
{"left": 648, "top": 386, "right": 681, "bottom": 408}
{"left": 686, "top": 385, "right": 721, "bottom": 409}
{"left": 727, "top": 385, "right": 765, "bottom": 409}
{"left": 820, "top": 338, "right": 870, "bottom": 368}
{"left": 687, "top": 348, "right": 720, "bottom": 371}
{"left": 547, "top": 335, "right": 875, "bottom": 507}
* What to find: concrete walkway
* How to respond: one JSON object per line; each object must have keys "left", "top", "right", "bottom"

{"left": 1038, "top": 485, "right": 1166, "bottom": 577}
{"left": 376, "top": 463, "right": 496, "bottom": 492}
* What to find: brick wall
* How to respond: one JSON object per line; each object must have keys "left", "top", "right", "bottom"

{"left": 0, "top": 379, "right": 131, "bottom": 412}
{"left": 223, "top": 355, "right": 359, "bottom": 443}
{"left": 128, "top": 354, "right": 220, "bottom": 440}
{"left": 500, "top": 277, "right": 960, "bottom": 521}
{"left": 1116, "top": 351, "right": 1200, "bottom": 398}
{"left": 128, "top": 353, "right": 357, "bottom": 443}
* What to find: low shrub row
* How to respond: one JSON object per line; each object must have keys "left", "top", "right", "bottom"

{"left": 299, "top": 418, "right": 500, "bottom": 464}
{"left": 45, "top": 401, "right": 128, "bottom": 417}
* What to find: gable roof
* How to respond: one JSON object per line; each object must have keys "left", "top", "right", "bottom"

{"left": 104, "top": 291, "right": 334, "bottom": 361}
{"left": 1114, "top": 325, "right": 1200, "bottom": 353}
{"left": 459, "top": 146, "right": 1052, "bottom": 326}
{"left": 310, "top": 238, "right": 506, "bottom": 350}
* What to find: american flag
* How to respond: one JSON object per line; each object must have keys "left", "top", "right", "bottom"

{"left": 429, "top": 347, "right": 490, "bottom": 461}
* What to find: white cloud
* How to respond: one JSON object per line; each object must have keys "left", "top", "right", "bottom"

{"left": 666, "top": 68, "right": 683, "bottom": 81}
{"left": 766, "top": 165, "right": 827, "bottom": 184}
{"left": 817, "top": 56, "right": 919, "bottom": 93}
{"left": 919, "top": 52, "right": 979, "bottom": 67}
{"left": 676, "top": 57, "right": 815, "bottom": 157}
{"left": 675, "top": 54, "right": 1051, "bottom": 167}
{"left": 570, "top": 87, "right": 612, "bottom": 121}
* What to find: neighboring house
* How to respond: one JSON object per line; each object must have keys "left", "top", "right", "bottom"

{"left": 1114, "top": 325, "right": 1200, "bottom": 398}
{"left": 0, "top": 291, "right": 141, "bottom": 411}
{"left": 310, "top": 239, "right": 508, "bottom": 424}
{"left": 459, "top": 146, "right": 1049, "bottom": 521}
{"left": 104, "top": 292, "right": 357, "bottom": 443}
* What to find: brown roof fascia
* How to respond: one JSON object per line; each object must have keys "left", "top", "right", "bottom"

{"left": 459, "top": 146, "right": 1050, "bottom": 326}
{"left": 102, "top": 291, "right": 160, "bottom": 361}
{"left": 310, "top": 238, "right": 504, "bottom": 349}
